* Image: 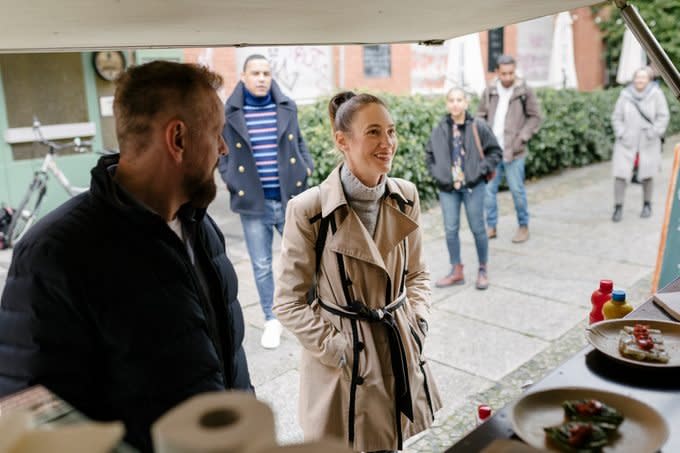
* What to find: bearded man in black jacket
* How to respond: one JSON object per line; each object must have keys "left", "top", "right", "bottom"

{"left": 0, "top": 61, "right": 253, "bottom": 452}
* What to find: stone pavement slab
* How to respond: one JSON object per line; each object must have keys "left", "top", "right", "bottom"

{"left": 435, "top": 286, "right": 584, "bottom": 341}
{"left": 423, "top": 309, "right": 548, "bottom": 381}
{"left": 487, "top": 249, "right": 650, "bottom": 307}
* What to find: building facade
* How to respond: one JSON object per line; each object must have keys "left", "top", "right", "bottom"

{"left": 185, "top": 7, "right": 605, "bottom": 102}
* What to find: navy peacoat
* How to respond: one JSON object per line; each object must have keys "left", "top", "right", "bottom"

{"left": 218, "top": 80, "right": 314, "bottom": 215}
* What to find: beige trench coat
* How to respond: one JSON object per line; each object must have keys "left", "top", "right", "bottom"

{"left": 274, "top": 166, "right": 441, "bottom": 452}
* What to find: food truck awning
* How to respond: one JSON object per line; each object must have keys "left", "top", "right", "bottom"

{"left": 1, "top": 0, "right": 598, "bottom": 52}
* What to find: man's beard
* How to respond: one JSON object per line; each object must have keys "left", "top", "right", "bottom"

{"left": 183, "top": 167, "right": 217, "bottom": 209}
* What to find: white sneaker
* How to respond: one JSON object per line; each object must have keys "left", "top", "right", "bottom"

{"left": 261, "top": 319, "right": 282, "bottom": 349}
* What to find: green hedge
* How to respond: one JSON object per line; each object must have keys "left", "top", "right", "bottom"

{"left": 298, "top": 87, "right": 679, "bottom": 207}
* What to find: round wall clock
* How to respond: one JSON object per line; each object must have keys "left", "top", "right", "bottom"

{"left": 92, "top": 51, "right": 126, "bottom": 81}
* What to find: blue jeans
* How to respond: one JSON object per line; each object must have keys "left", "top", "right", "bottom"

{"left": 240, "top": 199, "right": 285, "bottom": 321}
{"left": 485, "top": 157, "right": 529, "bottom": 228}
{"left": 439, "top": 183, "right": 488, "bottom": 266}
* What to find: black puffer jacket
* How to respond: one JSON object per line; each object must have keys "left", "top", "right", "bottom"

{"left": 425, "top": 112, "right": 502, "bottom": 191}
{"left": 0, "top": 154, "right": 253, "bottom": 452}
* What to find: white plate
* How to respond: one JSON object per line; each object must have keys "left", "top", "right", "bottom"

{"left": 511, "top": 387, "right": 669, "bottom": 452}
{"left": 586, "top": 318, "right": 680, "bottom": 367}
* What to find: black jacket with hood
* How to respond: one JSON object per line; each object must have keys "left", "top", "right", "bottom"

{"left": 425, "top": 112, "right": 502, "bottom": 191}
{"left": 0, "top": 154, "right": 252, "bottom": 452}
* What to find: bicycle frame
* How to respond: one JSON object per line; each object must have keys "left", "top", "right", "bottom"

{"left": 5, "top": 118, "right": 93, "bottom": 247}
{"left": 41, "top": 152, "right": 89, "bottom": 197}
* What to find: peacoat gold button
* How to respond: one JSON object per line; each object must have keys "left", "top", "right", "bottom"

{"left": 288, "top": 134, "right": 294, "bottom": 141}
{"left": 238, "top": 165, "right": 245, "bottom": 173}
{"left": 238, "top": 190, "right": 245, "bottom": 197}
{"left": 236, "top": 142, "right": 242, "bottom": 149}
{"left": 296, "top": 181, "right": 303, "bottom": 188}
{"left": 306, "top": 167, "right": 312, "bottom": 176}
{"left": 290, "top": 157, "right": 296, "bottom": 164}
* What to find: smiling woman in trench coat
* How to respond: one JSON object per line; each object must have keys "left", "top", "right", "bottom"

{"left": 274, "top": 92, "right": 441, "bottom": 452}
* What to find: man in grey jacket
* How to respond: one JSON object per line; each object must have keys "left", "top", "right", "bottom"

{"left": 477, "top": 55, "right": 542, "bottom": 243}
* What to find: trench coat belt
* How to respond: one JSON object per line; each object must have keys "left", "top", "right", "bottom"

{"left": 316, "top": 291, "right": 415, "bottom": 422}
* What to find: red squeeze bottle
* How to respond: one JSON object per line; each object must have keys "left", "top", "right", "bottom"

{"left": 589, "top": 279, "right": 613, "bottom": 324}
{"left": 477, "top": 405, "right": 492, "bottom": 425}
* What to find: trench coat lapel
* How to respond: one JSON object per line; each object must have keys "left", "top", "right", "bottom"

{"left": 327, "top": 209, "right": 387, "bottom": 272}
{"left": 320, "top": 166, "right": 419, "bottom": 274}
{"left": 374, "top": 200, "right": 418, "bottom": 259}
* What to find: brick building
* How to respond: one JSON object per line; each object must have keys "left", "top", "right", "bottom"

{"left": 185, "top": 7, "right": 605, "bottom": 102}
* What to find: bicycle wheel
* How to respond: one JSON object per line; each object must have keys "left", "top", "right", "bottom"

{"left": 6, "top": 177, "right": 47, "bottom": 247}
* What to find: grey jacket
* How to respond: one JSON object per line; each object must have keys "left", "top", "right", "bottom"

{"left": 426, "top": 113, "right": 502, "bottom": 191}
{"left": 476, "top": 79, "right": 542, "bottom": 162}
{"left": 611, "top": 83, "right": 669, "bottom": 181}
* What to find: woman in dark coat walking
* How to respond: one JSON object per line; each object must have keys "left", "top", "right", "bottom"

{"left": 426, "top": 88, "right": 502, "bottom": 289}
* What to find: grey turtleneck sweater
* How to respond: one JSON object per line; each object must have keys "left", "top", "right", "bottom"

{"left": 340, "top": 164, "right": 386, "bottom": 237}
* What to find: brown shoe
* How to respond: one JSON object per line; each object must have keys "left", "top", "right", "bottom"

{"left": 487, "top": 227, "right": 497, "bottom": 239}
{"left": 435, "top": 264, "right": 465, "bottom": 287}
{"left": 476, "top": 265, "right": 489, "bottom": 290}
{"left": 512, "top": 226, "right": 529, "bottom": 243}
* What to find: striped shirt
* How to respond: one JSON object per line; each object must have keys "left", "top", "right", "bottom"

{"left": 244, "top": 90, "right": 280, "bottom": 200}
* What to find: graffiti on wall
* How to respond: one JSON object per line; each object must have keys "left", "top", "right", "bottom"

{"left": 236, "top": 46, "right": 333, "bottom": 103}
{"left": 517, "top": 16, "right": 553, "bottom": 85}
{"left": 410, "top": 43, "right": 449, "bottom": 95}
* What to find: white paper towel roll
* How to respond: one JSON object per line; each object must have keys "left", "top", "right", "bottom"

{"left": 256, "top": 439, "right": 352, "bottom": 453}
{"left": 152, "top": 391, "right": 277, "bottom": 453}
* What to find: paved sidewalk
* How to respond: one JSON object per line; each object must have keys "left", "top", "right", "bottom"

{"left": 0, "top": 138, "right": 677, "bottom": 451}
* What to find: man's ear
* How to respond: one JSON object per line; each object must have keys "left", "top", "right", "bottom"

{"left": 165, "top": 119, "right": 186, "bottom": 163}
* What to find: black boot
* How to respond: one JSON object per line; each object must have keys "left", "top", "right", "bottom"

{"left": 612, "top": 204, "right": 623, "bottom": 222}
{"left": 641, "top": 202, "right": 651, "bottom": 218}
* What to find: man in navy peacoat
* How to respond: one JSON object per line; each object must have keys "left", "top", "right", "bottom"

{"left": 218, "top": 54, "right": 313, "bottom": 350}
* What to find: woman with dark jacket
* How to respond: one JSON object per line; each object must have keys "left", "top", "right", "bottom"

{"left": 426, "top": 88, "right": 502, "bottom": 290}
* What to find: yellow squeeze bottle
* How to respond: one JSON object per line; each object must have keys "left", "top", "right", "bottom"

{"left": 602, "top": 290, "right": 633, "bottom": 320}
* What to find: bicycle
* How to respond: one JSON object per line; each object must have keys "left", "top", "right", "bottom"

{"left": 5, "top": 117, "right": 95, "bottom": 248}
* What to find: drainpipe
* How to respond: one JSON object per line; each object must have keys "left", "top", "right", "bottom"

{"left": 338, "top": 45, "right": 345, "bottom": 90}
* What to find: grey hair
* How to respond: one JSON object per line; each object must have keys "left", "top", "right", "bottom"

{"left": 496, "top": 54, "right": 516, "bottom": 67}
{"left": 633, "top": 66, "right": 652, "bottom": 79}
